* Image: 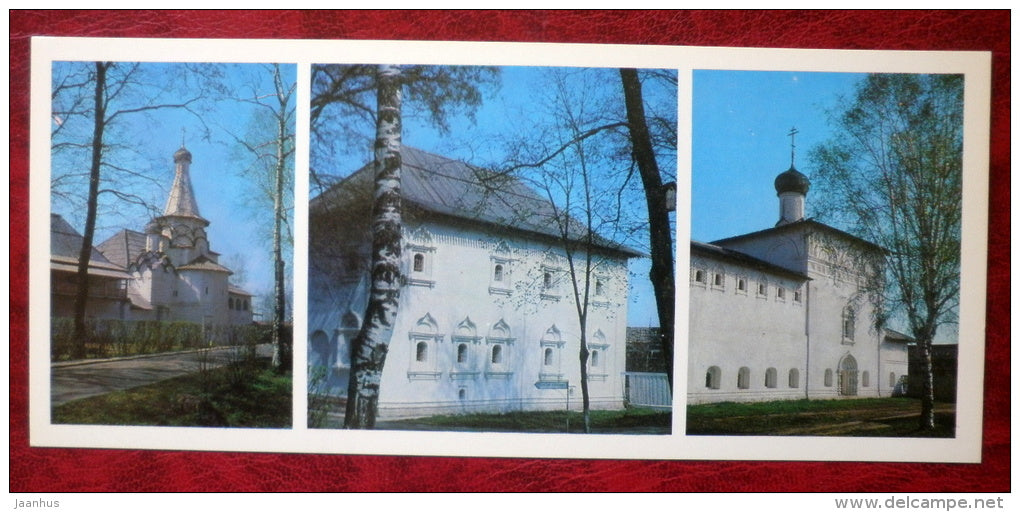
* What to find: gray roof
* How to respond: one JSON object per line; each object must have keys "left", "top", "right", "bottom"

{"left": 50, "top": 214, "right": 131, "bottom": 278}
{"left": 313, "top": 147, "right": 641, "bottom": 257}
{"left": 97, "top": 229, "right": 147, "bottom": 269}
{"left": 691, "top": 240, "right": 810, "bottom": 281}
{"left": 162, "top": 145, "right": 207, "bottom": 224}
{"left": 711, "top": 218, "right": 885, "bottom": 254}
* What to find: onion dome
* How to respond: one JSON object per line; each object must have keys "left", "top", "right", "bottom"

{"left": 173, "top": 145, "right": 192, "bottom": 163}
{"left": 774, "top": 166, "right": 810, "bottom": 196}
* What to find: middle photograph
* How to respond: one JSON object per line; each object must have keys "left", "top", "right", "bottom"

{"left": 306, "top": 64, "right": 677, "bottom": 434}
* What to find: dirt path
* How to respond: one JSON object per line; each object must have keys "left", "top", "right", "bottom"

{"left": 51, "top": 344, "right": 273, "bottom": 406}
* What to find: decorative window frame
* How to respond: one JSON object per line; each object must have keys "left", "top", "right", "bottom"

{"left": 591, "top": 274, "right": 611, "bottom": 306}
{"left": 407, "top": 313, "right": 443, "bottom": 381}
{"left": 586, "top": 329, "right": 610, "bottom": 381}
{"left": 776, "top": 286, "right": 787, "bottom": 302}
{"left": 735, "top": 276, "right": 748, "bottom": 295}
{"left": 711, "top": 271, "right": 725, "bottom": 290}
{"left": 489, "top": 256, "right": 513, "bottom": 296}
{"left": 537, "top": 324, "right": 566, "bottom": 386}
{"left": 756, "top": 280, "right": 768, "bottom": 299}
{"left": 692, "top": 268, "right": 708, "bottom": 287}
{"left": 485, "top": 318, "right": 515, "bottom": 379}
{"left": 450, "top": 316, "right": 481, "bottom": 380}
{"left": 406, "top": 242, "right": 437, "bottom": 288}
{"left": 540, "top": 265, "right": 562, "bottom": 301}
{"left": 842, "top": 305, "right": 856, "bottom": 345}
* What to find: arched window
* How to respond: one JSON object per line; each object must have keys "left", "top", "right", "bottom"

{"left": 889, "top": 372, "right": 897, "bottom": 388}
{"left": 765, "top": 367, "right": 777, "bottom": 388}
{"left": 788, "top": 368, "right": 800, "bottom": 388}
{"left": 493, "top": 264, "right": 504, "bottom": 282}
{"left": 842, "top": 306, "right": 856, "bottom": 341}
{"left": 824, "top": 368, "right": 834, "bottom": 387}
{"left": 595, "top": 278, "right": 605, "bottom": 297}
{"left": 706, "top": 366, "right": 721, "bottom": 390}
{"left": 491, "top": 344, "right": 503, "bottom": 364}
{"left": 713, "top": 273, "right": 724, "bottom": 287}
{"left": 415, "top": 341, "right": 428, "bottom": 362}
{"left": 543, "top": 347, "right": 554, "bottom": 366}
{"left": 839, "top": 355, "right": 859, "bottom": 396}
{"left": 737, "top": 278, "right": 746, "bottom": 292}
{"left": 457, "top": 343, "right": 468, "bottom": 364}
{"left": 228, "top": 297, "right": 234, "bottom": 310}
{"left": 590, "top": 350, "right": 600, "bottom": 368}
{"left": 458, "top": 388, "right": 466, "bottom": 400}
{"left": 694, "top": 270, "right": 706, "bottom": 283}
{"left": 543, "top": 272, "right": 553, "bottom": 289}
{"left": 413, "top": 253, "right": 425, "bottom": 272}
{"left": 861, "top": 370, "right": 870, "bottom": 388}
{"left": 737, "top": 367, "right": 751, "bottom": 389}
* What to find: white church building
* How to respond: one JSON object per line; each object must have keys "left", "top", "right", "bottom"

{"left": 687, "top": 157, "right": 910, "bottom": 404}
{"left": 308, "top": 147, "right": 637, "bottom": 420}
{"left": 51, "top": 146, "right": 253, "bottom": 327}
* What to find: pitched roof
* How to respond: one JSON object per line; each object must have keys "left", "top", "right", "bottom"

{"left": 313, "top": 146, "right": 641, "bottom": 257}
{"left": 691, "top": 240, "right": 810, "bottom": 281}
{"left": 711, "top": 218, "right": 885, "bottom": 254}
{"left": 96, "top": 229, "right": 147, "bottom": 269}
{"left": 50, "top": 214, "right": 132, "bottom": 278}
{"left": 177, "top": 254, "right": 233, "bottom": 273}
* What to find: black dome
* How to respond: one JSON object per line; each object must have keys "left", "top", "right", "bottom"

{"left": 774, "top": 166, "right": 810, "bottom": 195}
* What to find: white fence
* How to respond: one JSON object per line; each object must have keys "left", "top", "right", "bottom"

{"left": 623, "top": 372, "right": 672, "bottom": 409}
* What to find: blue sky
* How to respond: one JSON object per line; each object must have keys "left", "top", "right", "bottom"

{"left": 50, "top": 62, "right": 296, "bottom": 317}
{"left": 314, "top": 65, "right": 677, "bottom": 328}
{"left": 691, "top": 69, "right": 866, "bottom": 242}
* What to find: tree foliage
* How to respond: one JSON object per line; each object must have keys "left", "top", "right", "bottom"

{"left": 809, "top": 73, "right": 963, "bottom": 429}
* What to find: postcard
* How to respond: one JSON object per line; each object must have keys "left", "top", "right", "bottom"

{"left": 29, "top": 36, "right": 990, "bottom": 462}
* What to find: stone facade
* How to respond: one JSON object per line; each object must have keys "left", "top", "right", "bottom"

{"left": 308, "top": 148, "right": 636, "bottom": 419}
{"left": 688, "top": 162, "right": 910, "bottom": 404}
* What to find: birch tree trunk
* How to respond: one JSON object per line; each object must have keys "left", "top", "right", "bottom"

{"left": 344, "top": 64, "right": 403, "bottom": 429}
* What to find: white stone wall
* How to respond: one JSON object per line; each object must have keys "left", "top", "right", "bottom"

{"left": 687, "top": 253, "right": 809, "bottom": 404}
{"left": 309, "top": 218, "right": 630, "bottom": 419}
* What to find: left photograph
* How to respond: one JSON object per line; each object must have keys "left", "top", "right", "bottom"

{"left": 48, "top": 62, "right": 295, "bottom": 428}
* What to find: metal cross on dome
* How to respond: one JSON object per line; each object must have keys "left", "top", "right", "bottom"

{"left": 788, "top": 126, "right": 799, "bottom": 168}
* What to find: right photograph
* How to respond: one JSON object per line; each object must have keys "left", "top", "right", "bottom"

{"left": 686, "top": 70, "right": 961, "bottom": 438}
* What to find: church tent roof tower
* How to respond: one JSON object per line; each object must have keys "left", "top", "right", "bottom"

{"left": 161, "top": 145, "right": 208, "bottom": 226}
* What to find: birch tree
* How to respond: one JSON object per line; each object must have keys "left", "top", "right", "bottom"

{"left": 227, "top": 63, "right": 296, "bottom": 372}
{"left": 310, "top": 64, "right": 498, "bottom": 428}
{"left": 809, "top": 74, "right": 963, "bottom": 430}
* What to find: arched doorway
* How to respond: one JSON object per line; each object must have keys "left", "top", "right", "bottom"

{"left": 838, "top": 354, "right": 858, "bottom": 396}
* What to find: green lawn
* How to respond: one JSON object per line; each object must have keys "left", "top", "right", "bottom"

{"left": 373, "top": 407, "right": 672, "bottom": 434}
{"left": 53, "top": 359, "right": 292, "bottom": 428}
{"left": 687, "top": 397, "right": 955, "bottom": 437}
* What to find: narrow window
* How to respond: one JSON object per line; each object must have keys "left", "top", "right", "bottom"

{"left": 706, "top": 366, "right": 721, "bottom": 390}
{"left": 758, "top": 283, "right": 767, "bottom": 295}
{"left": 491, "top": 344, "right": 503, "bottom": 364}
{"left": 457, "top": 343, "right": 468, "bottom": 364}
{"left": 415, "top": 341, "right": 428, "bottom": 363}
{"left": 737, "top": 278, "right": 746, "bottom": 292}
{"left": 413, "top": 253, "right": 425, "bottom": 272}
{"left": 824, "top": 368, "right": 834, "bottom": 387}
{"left": 777, "top": 287, "right": 786, "bottom": 300}
{"left": 493, "top": 264, "right": 504, "bottom": 282}
{"left": 543, "top": 272, "right": 553, "bottom": 289}
{"left": 590, "top": 350, "right": 600, "bottom": 368}
{"left": 543, "top": 347, "right": 554, "bottom": 366}
{"left": 695, "top": 270, "right": 705, "bottom": 283}
{"left": 458, "top": 388, "right": 466, "bottom": 400}
{"left": 862, "top": 371, "right": 870, "bottom": 387}
{"left": 788, "top": 368, "right": 800, "bottom": 388}
{"left": 229, "top": 297, "right": 234, "bottom": 310}
{"left": 737, "top": 367, "right": 750, "bottom": 389}
{"left": 595, "top": 278, "right": 605, "bottom": 297}
{"left": 765, "top": 367, "right": 777, "bottom": 388}
{"left": 889, "top": 372, "right": 897, "bottom": 388}
{"left": 713, "top": 273, "right": 723, "bottom": 286}
{"left": 843, "top": 307, "right": 856, "bottom": 340}
{"left": 794, "top": 290, "right": 802, "bottom": 302}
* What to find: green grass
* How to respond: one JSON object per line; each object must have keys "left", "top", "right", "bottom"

{"left": 53, "top": 358, "right": 292, "bottom": 428}
{"left": 378, "top": 407, "right": 672, "bottom": 434}
{"left": 687, "top": 397, "right": 955, "bottom": 437}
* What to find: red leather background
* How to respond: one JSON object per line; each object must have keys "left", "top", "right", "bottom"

{"left": 9, "top": 10, "right": 1009, "bottom": 492}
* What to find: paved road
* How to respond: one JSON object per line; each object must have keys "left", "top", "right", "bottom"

{"left": 51, "top": 344, "right": 274, "bottom": 406}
